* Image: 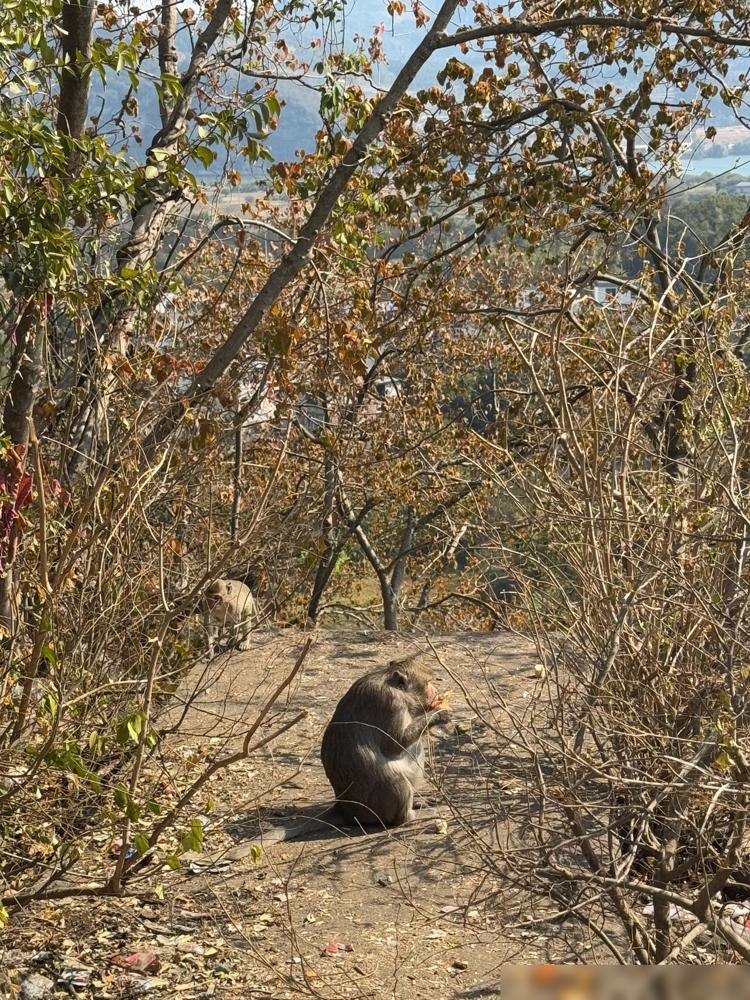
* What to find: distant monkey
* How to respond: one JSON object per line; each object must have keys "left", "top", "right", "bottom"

{"left": 321, "top": 655, "right": 449, "bottom": 827}
{"left": 204, "top": 578, "right": 256, "bottom": 655}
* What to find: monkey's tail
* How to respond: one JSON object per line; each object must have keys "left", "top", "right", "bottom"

{"left": 258, "top": 805, "right": 353, "bottom": 844}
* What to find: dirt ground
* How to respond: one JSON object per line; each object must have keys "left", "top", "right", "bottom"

{"left": 4, "top": 629, "right": 598, "bottom": 1000}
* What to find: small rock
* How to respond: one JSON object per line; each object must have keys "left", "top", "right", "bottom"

{"left": 452, "top": 960, "right": 469, "bottom": 971}
{"left": 375, "top": 873, "right": 393, "bottom": 886}
{"left": 21, "top": 973, "right": 55, "bottom": 1000}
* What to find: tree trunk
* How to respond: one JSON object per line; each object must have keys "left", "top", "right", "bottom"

{"left": 0, "top": 303, "right": 45, "bottom": 635}
{"left": 381, "top": 579, "right": 399, "bottom": 631}
{"left": 230, "top": 420, "right": 243, "bottom": 543}
{"left": 57, "top": 1, "right": 95, "bottom": 143}
{"left": 307, "top": 448, "right": 337, "bottom": 623}
{"left": 158, "top": 0, "right": 179, "bottom": 127}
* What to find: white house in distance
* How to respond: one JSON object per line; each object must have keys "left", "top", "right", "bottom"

{"left": 569, "top": 280, "right": 634, "bottom": 315}
{"left": 591, "top": 280, "right": 633, "bottom": 306}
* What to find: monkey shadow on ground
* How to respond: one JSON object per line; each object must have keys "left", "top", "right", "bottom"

{"left": 223, "top": 796, "right": 455, "bottom": 847}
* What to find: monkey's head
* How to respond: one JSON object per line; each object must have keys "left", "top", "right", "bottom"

{"left": 386, "top": 656, "right": 442, "bottom": 711}
{"left": 204, "top": 579, "right": 232, "bottom": 608}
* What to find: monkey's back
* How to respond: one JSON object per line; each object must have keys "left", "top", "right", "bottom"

{"left": 320, "top": 670, "right": 423, "bottom": 817}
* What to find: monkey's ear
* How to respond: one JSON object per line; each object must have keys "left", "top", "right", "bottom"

{"left": 388, "top": 669, "right": 408, "bottom": 689}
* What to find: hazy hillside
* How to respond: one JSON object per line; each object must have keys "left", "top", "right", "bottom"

{"left": 93, "top": 2, "right": 750, "bottom": 180}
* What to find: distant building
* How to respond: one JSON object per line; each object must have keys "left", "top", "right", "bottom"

{"left": 591, "top": 280, "right": 633, "bottom": 307}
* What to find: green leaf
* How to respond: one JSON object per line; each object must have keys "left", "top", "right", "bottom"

{"left": 164, "top": 855, "right": 181, "bottom": 871}
{"left": 134, "top": 833, "right": 150, "bottom": 855}
{"left": 144, "top": 164, "right": 159, "bottom": 180}
{"left": 714, "top": 750, "right": 733, "bottom": 771}
{"left": 114, "top": 785, "right": 128, "bottom": 810}
{"left": 0, "top": 904, "right": 8, "bottom": 929}
{"left": 192, "top": 145, "right": 216, "bottom": 168}
{"left": 40, "top": 644, "right": 57, "bottom": 668}
{"left": 180, "top": 832, "right": 200, "bottom": 853}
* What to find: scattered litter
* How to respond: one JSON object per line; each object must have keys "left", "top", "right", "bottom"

{"left": 175, "top": 938, "right": 205, "bottom": 956}
{"left": 433, "top": 818, "right": 448, "bottom": 835}
{"left": 109, "top": 841, "right": 137, "bottom": 861}
{"left": 720, "top": 902, "right": 750, "bottom": 939}
{"left": 57, "top": 968, "right": 90, "bottom": 990}
{"left": 642, "top": 902, "right": 697, "bottom": 925}
{"left": 187, "top": 859, "right": 231, "bottom": 876}
{"left": 29, "top": 952, "right": 56, "bottom": 967}
{"left": 111, "top": 952, "right": 161, "bottom": 974}
{"left": 321, "top": 942, "right": 353, "bottom": 957}
{"left": 124, "top": 978, "right": 168, "bottom": 996}
{"left": 533, "top": 663, "right": 546, "bottom": 678}
{"left": 303, "top": 912, "right": 318, "bottom": 924}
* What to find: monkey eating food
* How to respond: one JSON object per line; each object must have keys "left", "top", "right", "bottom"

{"left": 204, "top": 578, "right": 256, "bottom": 656}
{"left": 320, "top": 654, "right": 450, "bottom": 827}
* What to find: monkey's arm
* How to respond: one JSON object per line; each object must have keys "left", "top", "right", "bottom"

{"left": 389, "top": 710, "right": 450, "bottom": 754}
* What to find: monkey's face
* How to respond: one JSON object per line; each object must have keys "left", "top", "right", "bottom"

{"left": 204, "top": 580, "right": 231, "bottom": 610}
{"left": 388, "top": 662, "right": 442, "bottom": 711}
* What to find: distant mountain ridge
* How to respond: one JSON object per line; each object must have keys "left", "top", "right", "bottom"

{"left": 93, "top": 2, "right": 750, "bottom": 178}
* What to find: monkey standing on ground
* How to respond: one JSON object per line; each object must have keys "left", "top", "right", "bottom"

{"left": 321, "top": 655, "right": 450, "bottom": 827}
{"left": 204, "top": 578, "right": 256, "bottom": 656}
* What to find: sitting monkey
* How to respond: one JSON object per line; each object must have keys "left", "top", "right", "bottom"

{"left": 204, "top": 578, "right": 256, "bottom": 656}
{"left": 320, "top": 655, "right": 449, "bottom": 827}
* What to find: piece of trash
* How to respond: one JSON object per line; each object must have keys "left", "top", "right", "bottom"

{"left": 124, "top": 978, "right": 168, "bottom": 996}
{"left": 303, "top": 912, "right": 318, "bottom": 924}
{"left": 642, "top": 902, "right": 697, "bottom": 925}
{"left": 187, "top": 859, "right": 231, "bottom": 875}
{"left": 29, "top": 952, "right": 57, "bottom": 967}
{"left": 321, "top": 942, "right": 353, "bottom": 957}
{"left": 174, "top": 937, "right": 205, "bottom": 956}
{"left": 433, "top": 818, "right": 448, "bottom": 835}
{"left": 111, "top": 952, "right": 161, "bottom": 974}
{"left": 57, "top": 968, "right": 91, "bottom": 989}
{"left": 533, "top": 663, "right": 545, "bottom": 678}
{"left": 375, "top": 873, "right": 393, "bottom": 887}
{"left": 109, "top": 842, "right": 137, "bottom": 860}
